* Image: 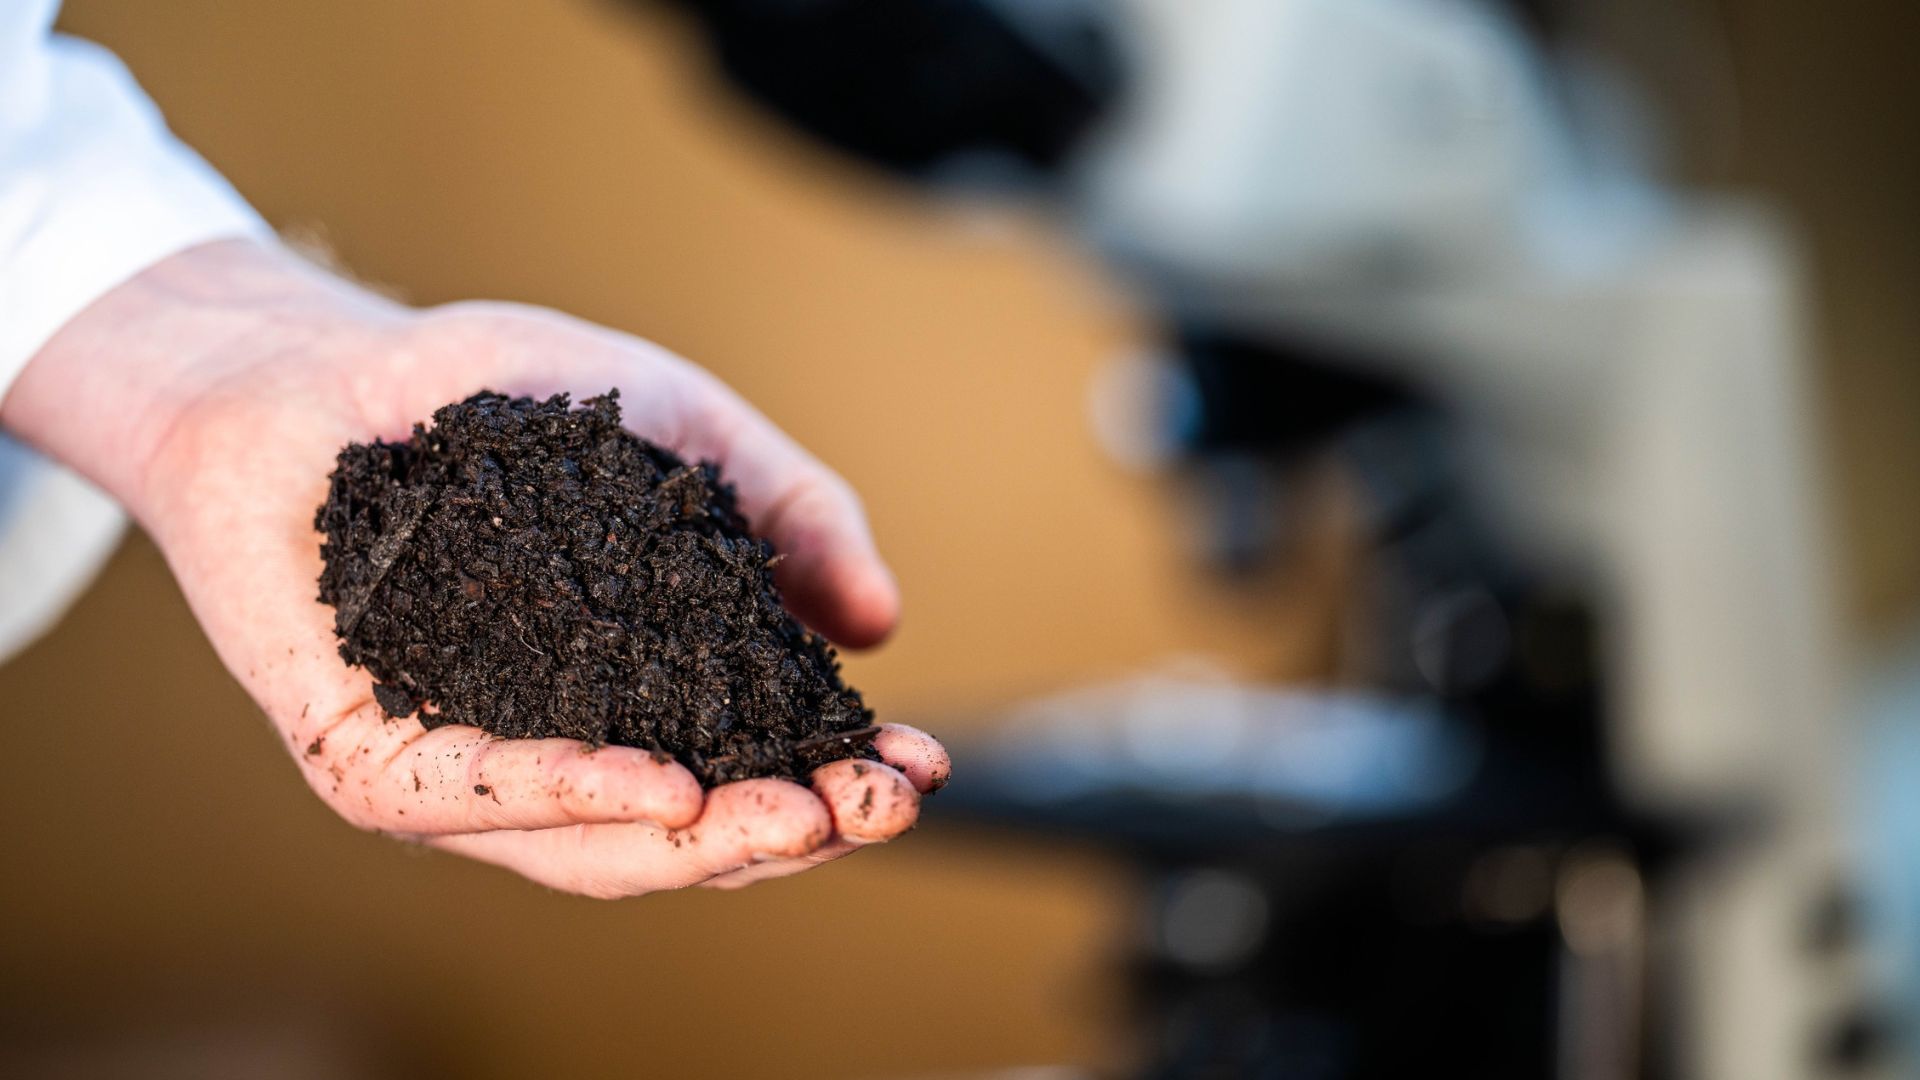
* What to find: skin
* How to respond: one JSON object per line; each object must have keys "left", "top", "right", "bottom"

{"left": 1, "top": 238, "right": 951, "bottom": 897}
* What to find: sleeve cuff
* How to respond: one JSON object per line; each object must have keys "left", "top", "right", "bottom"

{"left": 0, "top": 33, "right": 273, "bottom": 404}
{"left": 0, "top": 434, "right": 125, "bottom": 664}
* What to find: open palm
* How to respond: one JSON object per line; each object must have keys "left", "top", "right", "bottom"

{"left": 6, "top": 240, "right": 947, "bottom": 896}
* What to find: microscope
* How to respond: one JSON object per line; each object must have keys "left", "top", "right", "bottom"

{"left": 647, "top": 0, "right": 1872, "bottom": 1075}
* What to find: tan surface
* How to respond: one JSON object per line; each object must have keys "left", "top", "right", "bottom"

{"left": 1716, "top": 0, "right": 1920, "bottom": 638}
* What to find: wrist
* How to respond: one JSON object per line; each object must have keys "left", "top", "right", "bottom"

{"left": 0, "top": 238, "right": 406, "bottom": 519}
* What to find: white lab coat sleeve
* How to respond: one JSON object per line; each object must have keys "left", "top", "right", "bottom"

{"left": 0, "top": 0, "right": 271, "bottom": 662}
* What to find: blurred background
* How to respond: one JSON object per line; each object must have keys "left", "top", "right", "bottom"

{"left": 3, "top": 0, "right": 1918, "bottom": 1076}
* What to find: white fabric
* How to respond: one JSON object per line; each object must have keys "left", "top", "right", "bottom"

{"left": 0, "top": 438, "right": 123, "bottom": 658}
{"left": 0, "top": 0, "right": 269, "bottom": 661}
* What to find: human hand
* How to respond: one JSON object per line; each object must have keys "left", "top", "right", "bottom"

{"left": 2, "top": 239, "right": 949, "bottom": 896}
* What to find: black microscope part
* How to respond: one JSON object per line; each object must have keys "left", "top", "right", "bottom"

{"left": 649, "top": 0, "right": 1123, "bottom": 179}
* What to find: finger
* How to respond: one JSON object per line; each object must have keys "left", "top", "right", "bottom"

{"left": 701, "top": 759, "right": 921, "bottom": 891}
{"left": 700, "top": 839, "right": 861, "bottom": 891}
{"left": 426, "top": 778, "right": 833, "bottom": 898}
{"left": 296, "top": 703, "right": 703, "bottom": 834}
{"left": 664, "top": 376, "right": 900, "bottom": 648}
{"left": 871, "top": 723, "right": 951, "bottom": 794}
{"left": 757, "top": 472, "right": 901, "bottom": 650}
{"left": 811, "top": 758, "right": 920, "bottom": 842}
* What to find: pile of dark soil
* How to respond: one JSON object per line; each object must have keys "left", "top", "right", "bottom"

{"left": 315, "top": 390, "right": 877, "bottom": 786}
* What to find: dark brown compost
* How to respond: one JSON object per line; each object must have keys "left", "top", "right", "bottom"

{"left": 315, "top": 390, "right": 876, "bottom": 786}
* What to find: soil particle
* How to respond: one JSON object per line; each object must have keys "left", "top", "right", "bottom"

{"left": 371, "top": 682, "right": 416, "bottom": 720}
{"left": 316, "top": 390, "right": 880, "bottom": 786}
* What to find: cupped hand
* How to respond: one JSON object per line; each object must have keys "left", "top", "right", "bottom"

{"left": 2, "top": 239, "right": 949, "bottom": 896}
